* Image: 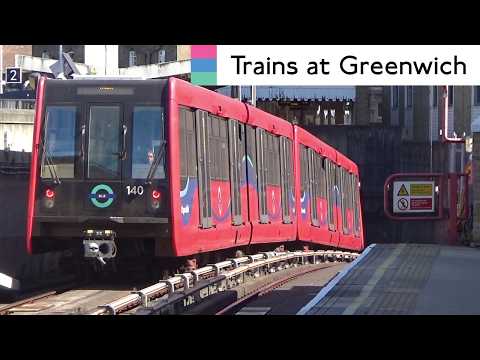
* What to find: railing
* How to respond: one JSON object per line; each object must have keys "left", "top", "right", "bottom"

{"left": 0, "top": 99, "right": 36, "bottom": 110}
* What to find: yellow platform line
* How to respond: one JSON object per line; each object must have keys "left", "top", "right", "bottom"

{"left": 342, "top": 244, "right": 406, "bottom": 315}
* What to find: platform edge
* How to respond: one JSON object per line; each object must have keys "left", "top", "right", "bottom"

{"left": 296, "top": 244, "right": 377, "bottom": 315}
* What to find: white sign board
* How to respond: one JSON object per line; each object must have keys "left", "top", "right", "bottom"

{"left": 393, "top": 181, "right": 435, "bottom": 213}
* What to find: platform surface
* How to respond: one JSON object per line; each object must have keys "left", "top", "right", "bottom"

{"left": 298, "top": 243, "right": 480, "bottom": 315}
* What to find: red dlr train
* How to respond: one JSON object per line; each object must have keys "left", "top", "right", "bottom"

{"left": 26, "top": 76, "right": 364, "bottom": 270}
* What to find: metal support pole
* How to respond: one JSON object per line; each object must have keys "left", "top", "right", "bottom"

{"left": 59, "top": 45, "right": 63, "bottom": 77}
{"left": 448, "top": 174, "right": 459, "bottom": 245}
{"left": 251, "top": 86, "right": 256, "bottom": 107}
{"left": 0, "top": 45, "right": 3, "bottom": 94}
{"left": 238, "top": 86, "right": 242, "bottom": 102}
{"left": 104, "top": 45, "right": 107, "bottom": 75}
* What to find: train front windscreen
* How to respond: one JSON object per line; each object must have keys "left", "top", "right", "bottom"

{"left": 33, "top": 79, "right": 170, "bottom": 244}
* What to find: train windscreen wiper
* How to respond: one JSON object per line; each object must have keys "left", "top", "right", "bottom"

{"left": 41, "top": 113, "right": 61, "bottom": 185}
{"left": 145, "top": 140, "right": 166, "bottom": 185}
{"left": 41, "top": 138, "right": 61, "bottom": 185}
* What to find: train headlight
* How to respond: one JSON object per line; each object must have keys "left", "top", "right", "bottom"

{"left": 45, "top": 198, "right": 55, "bottom": 208}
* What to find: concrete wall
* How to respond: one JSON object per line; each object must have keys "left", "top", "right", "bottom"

{"left": 32, "top": 45, "right": 85, "bottom": 63}
{"left": 118, "top": 45, "right": 178, "bottom": 68}
{"left": 0, "top": 151, "right": 30, "bottom": 278}
{"left": 303, "top": 125, "right": 450, "bottom": 245}
{"left": 0, "top": 151, "right": 67, "bottom": 285}
{"left": 0, "top": 109, "right": 34, "bottom": 152}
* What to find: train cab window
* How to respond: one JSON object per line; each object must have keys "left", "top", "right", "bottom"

{"left": 88, "top": 106, "right": 121, "bottom": 179}
{"left": 41, "top": 106, "right": 77, "bottom": 179}
{"left": 131, "top": 106, "right": 166, "bottom": 179}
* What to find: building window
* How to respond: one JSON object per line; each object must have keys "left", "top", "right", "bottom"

{"left": 41, "top": 51, "right": 49, "bottom": 59}
{"left": 158, "top": 49, "right": 166, "bottom": 63}
{"left": 392, "top": 86, "right": 399, "bottom": 109}
{"left": 432, "top": 86, "right": 438, "bottom": 107}
{"left": 377, "top": 102, "right": 383, "bottom": 120}
{"left": 406, "top": 86, "right": 413, "bottom": 108}
{"left": 128, "top": 49, "right": 137, "bottom": 67}
{"left": 475, "top": 86, "right": 480, "bottom": 106}
{"left": 448, "top": 86, "right": 454, "bottom": 107}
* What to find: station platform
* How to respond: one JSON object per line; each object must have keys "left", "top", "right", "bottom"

{"left": 296, "top": 243, "right": 480, "bottom": 315}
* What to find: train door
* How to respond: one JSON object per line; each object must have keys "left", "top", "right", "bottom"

{"left": 195, "top": 109, "right": 213, "bottom": 229}
{"left": 228, "top": 119, "right": 244, "bottom": 226}
{"left": 81, "top": 103, "right": 126, "bottom": 213}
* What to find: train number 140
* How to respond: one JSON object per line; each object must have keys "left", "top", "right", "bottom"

{"left": 126, "top": 185, "right": 144, "bottom": 196}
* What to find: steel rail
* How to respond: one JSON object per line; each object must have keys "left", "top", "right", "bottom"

{"left": 215, "top": 262, "right": 341, "bottom": 315}
{"left": 92, "top": 249, "right": 359, "bottom": 315}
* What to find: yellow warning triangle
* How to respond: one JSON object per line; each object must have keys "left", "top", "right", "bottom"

{"left": 397, "top": 184, "right": 409, "bottom": 196}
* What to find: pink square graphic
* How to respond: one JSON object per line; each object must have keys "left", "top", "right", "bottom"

{"left": 191, "top": 45, "right": 217, "bottom": 59}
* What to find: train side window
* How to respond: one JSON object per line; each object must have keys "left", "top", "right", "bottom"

{"left": 131, "top": 106, "right": 165, "bottom": 179}
{"left": 245, "top": 125, "right": 257, "bottom": 191}
{"left": 326, "top": 159, "right": 336, "bottom": 231}
{"left": 219, "top": 118, "right": 229, "bottom": 181}
{"left": 336, "top": 166, "right": 344, "bottom": 233}
{"left": 179, "top": 107, "right": 196, "bottom": 189}
{"left": 228, "top": 118, "right": 243, "bottom": 225}
{"left": 286, "top": 139, "right": 294, "bottom": 220}
{"left": 308, "top": 148, "right": 319, "bottom": 226}
{"left": 300, "top": 145, "right": 309, "bottom": 210}
{"left": 341, "top": 168, "right": 348, "bottom": 234}
{"left": 354, "top": 174, "right": 361, "bottom": 236}
{"left": 208, "top": 116, "right": 219, "bottom": 180}
{"left": 256, "top": 128, "right": 268, "bottom": 223}
{"left": 320, "top": 156, "right": 326, "bottom": 199}
{"left": 280, "top": 137, "right": 292, "bottom": 224}
{"left": 195, "top": 109, "right": 212, "bottom": 228}
{"left": 208, "top": 116, "right": 229, "bottom": 181}
{"left": 41, "top": 106, "right": 77, "bottom": 179}
{"left": 273, "top": 135, "right": 281, "bottom": 187}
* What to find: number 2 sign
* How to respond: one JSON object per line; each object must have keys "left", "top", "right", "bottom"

{"left": 6, "top": 68, "right": 22, "bottom": 84}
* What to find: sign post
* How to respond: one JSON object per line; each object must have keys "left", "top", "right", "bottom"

{"left": 6, "top": 67, "right": 22, "bottom": 84}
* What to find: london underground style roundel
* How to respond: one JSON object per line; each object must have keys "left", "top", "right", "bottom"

{"left": 90, "top": 184, "right": 115, "bottom": 208}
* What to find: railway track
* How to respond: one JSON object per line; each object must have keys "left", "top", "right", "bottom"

{"left": 0, "top": 249, "right": 358, "bottom": 315}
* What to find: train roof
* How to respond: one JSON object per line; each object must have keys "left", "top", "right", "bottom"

{"left": 294, "top": 125, "right": 358, "bottom": 174}
{"left": 169, "top": 77, "right": 248, "bottom": 123}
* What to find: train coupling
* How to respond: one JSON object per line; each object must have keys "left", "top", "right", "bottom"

{"left": 83, "top": 230, "right": 117, "bottom": 265}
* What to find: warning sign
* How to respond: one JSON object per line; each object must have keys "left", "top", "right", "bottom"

{"left": 397, "top": 198, "right": 409, "bottom": 210}
{"left": 393, "top": 181, "right": 434, "bottom": 213}
{"left": 410, "top": 184, "right": 433, "bottom": 196}
{"left": 411, "top": 198, "right": 433, "bottom": 210}
{"left": 397, "top": 184, "right": 409, "bottom": 196}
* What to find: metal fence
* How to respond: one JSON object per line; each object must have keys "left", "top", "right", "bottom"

{"left": 0, "top": 99, "right": 36, "bottom": 110}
